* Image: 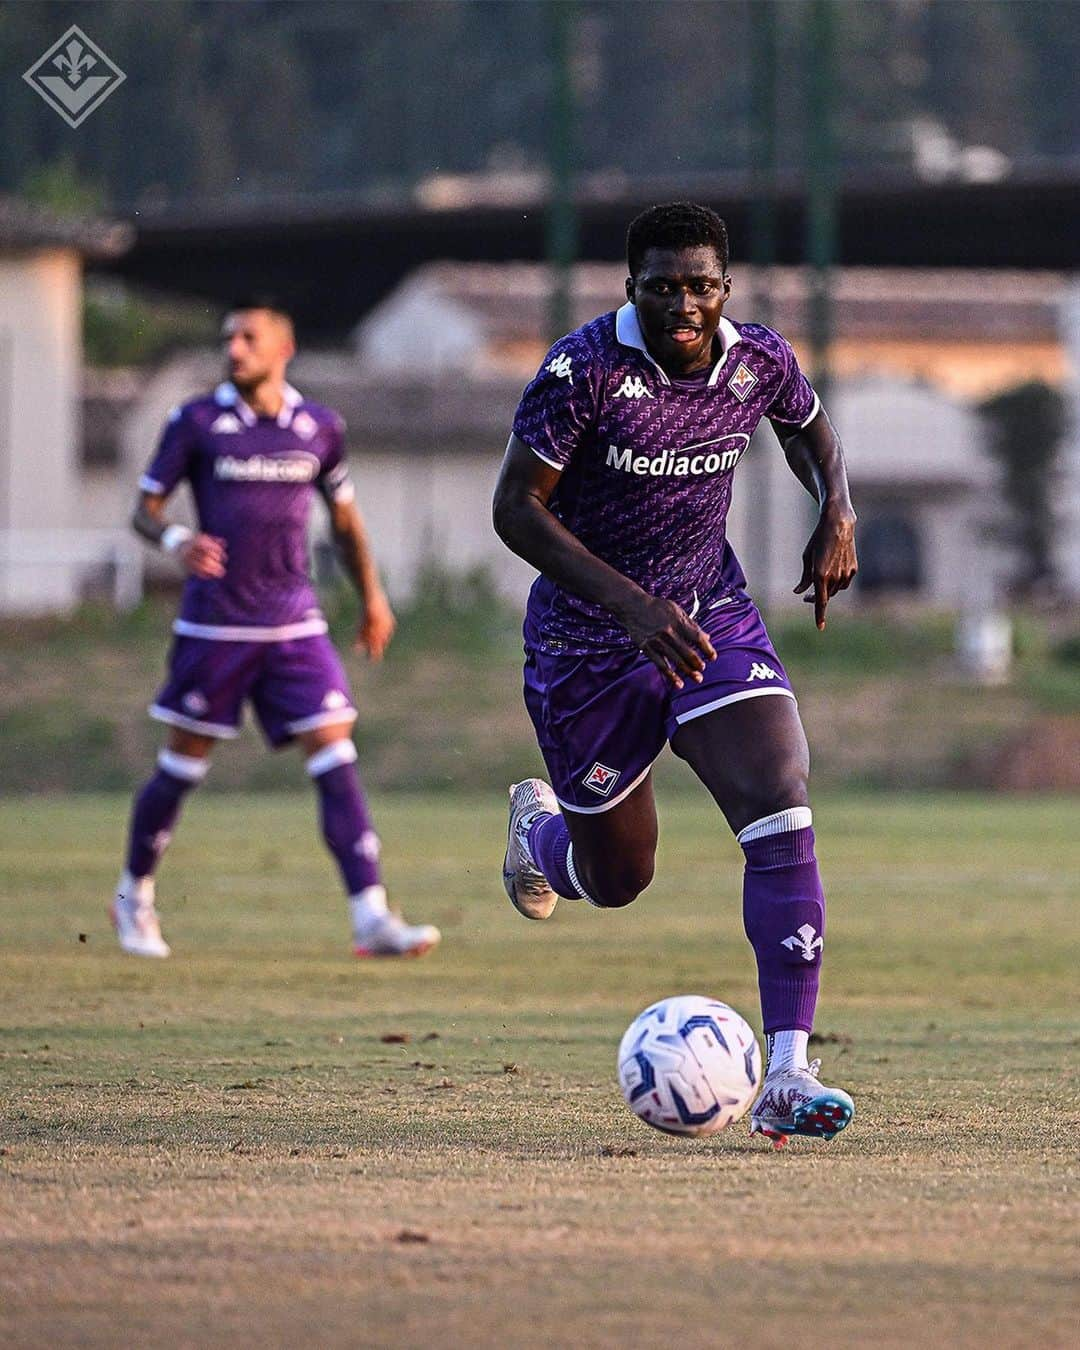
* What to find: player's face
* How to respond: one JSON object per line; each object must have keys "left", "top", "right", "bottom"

{"left": 627, "top": 246, "right": 731, "bottom": 374}
{"left": 222, "top": 310, "right": 295, "bottom": 391}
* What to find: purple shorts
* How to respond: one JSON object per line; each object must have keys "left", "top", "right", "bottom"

{"left": 150, "top": 633, "right": 357, "bottom": 747}
{"left": 523, "top": 593, "right": 795, "bottom": 813}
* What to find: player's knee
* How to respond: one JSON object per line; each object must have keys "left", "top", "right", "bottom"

{"left": 736, "top": 764, "right": 809, "bottom": 831}
{"left": 584, "top": 853, "right": 654, "bottom": 909}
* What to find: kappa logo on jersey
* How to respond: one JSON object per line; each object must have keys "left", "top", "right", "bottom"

{"left": 728, "top": 362, "right": 759, "bottom": 402}
{"left": 292, "top": 410, "right": 319, "bottom": 441}
{"left": 210, "top": 413, "right": 243, "bottom": 435}
{"left": 612, "top": 374, "right": 654, "bottom": 400}
{"left": 747, "top": 662, "right": 779, "bottom": 681}
{"left": 583, "top": 762, "right": 621, "bottom": 797}
{"left": 546, "top": 353, "right": 574, "bottom": 382}
{"left": 214, "top": 453, "right": 320, "bottom": 484}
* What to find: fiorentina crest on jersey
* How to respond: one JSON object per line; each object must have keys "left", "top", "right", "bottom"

{"left": 292, "top": 410, "right": 319, "bottom": 440}
{"left": 727, "top": 362, "right": 759, "bottom": 402}
{"left": 583, "top": 762, "right": 620, "bottom": 797}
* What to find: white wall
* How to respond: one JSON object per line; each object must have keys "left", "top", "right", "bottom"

{"left": 0, "top": 250, "right": 82, "bottom": 611}
{"left": 103, "top": 355, "right": 1012, "bottom": 617}
{"left": 1059, "top": 282, "right": 1080, "bottom": 598}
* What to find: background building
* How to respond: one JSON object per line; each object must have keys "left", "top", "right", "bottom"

{"left": 0, "top": 196, "right": 134, "bottom": 612}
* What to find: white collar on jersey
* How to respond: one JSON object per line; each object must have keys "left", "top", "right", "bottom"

{"left": 214, "top": 380, "right": 303, "bottom": 428}
{"left": 614, "top": 302, "right": 741, "bottom": 388}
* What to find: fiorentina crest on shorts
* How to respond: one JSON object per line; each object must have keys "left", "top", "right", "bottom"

{"left": 583, "top": 761, "right": 620, "bottom": 797}
{"left": 727, "top": 362, "right": 758, "bottom": 402}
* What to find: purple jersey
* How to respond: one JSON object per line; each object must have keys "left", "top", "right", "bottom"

{"left": 512, "top": 304, "right": 819, "bottom": 653}
{"left": 140, "top": 382, "right": 355, "bottom": 640}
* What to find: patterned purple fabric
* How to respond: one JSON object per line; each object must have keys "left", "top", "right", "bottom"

{"left": 141, "top": 382, "right": 353, "bottom": 634}
{"left": 512, "top": 305, "right": 817, "bottom": 654}
{"left": 522, "top": 592, "right": 793, "bottom": 813}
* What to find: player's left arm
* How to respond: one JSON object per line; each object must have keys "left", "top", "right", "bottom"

{"left": 771, "top": 408, "right": 858, "bottom": 630}
{"left": 326, "top": 495, "right": 396, "bottom": 660}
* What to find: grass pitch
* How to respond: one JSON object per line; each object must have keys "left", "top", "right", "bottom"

{"left": 1, "top": 791, "right": 1077, "bottom": 1348}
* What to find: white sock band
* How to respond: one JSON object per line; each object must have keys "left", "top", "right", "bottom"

{"left": 157, "top": 749, "right": 209, "bottom": 783}
{"left": 565, "top": 843, "right": 600, "bottom": 905}
{"left": 766, "top": 1029, "right": 810, "bottom": 1074}
{"left": 306, "top": 740, "right": 358, "bottom": 777}
{"left": 737, "top": 806, "right": 812, "bottom": 844}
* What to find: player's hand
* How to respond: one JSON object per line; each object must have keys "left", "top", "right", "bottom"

{"left": 355, "top": 591, "right": 396, "bottom": 661}
{"left": 618, "top": 592, "right": 716, "bottom": 690}
{"left": 179, "top": 534, "right": 227, "bottom": 579}
{"left": 794, "top": 506, "right": 857, "bottom": 630}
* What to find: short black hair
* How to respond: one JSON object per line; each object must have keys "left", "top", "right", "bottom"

{"left": 626, "top": 202, "right": 730, "bottom": 278}
{"left": 227, "top": 294, "right": 293, "bottom": 324}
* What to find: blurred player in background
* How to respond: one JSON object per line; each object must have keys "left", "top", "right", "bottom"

{"left": 494, "top": 203, "right": 857, "bottom": 1145}
{"left": 112, "top": 299, "right": 439, "bottom": 960}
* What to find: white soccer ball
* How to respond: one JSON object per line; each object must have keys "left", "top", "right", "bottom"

{"left": 617, "top": 995, "right": 762, "bottom": 1136}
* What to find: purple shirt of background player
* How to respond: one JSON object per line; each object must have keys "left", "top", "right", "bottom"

{"left": 495, "top": 202, "right": 859, "bottom": 1146}
{"left": 110, "top": 299, "right": 440, "bottom": 962}
{"left": 141, "top": 382, "right": 353, "bottom": 636}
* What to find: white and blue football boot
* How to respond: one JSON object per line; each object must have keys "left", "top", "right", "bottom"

{"left": 502, "top": 779, "right": 560, "bottom": 920}
{"left": 749, "top": 1059, "right": 854, "bottom": 1148}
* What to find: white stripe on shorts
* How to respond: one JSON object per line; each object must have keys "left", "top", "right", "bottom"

{"left": 148, "top": 704, "right": 240, "bottom": 739}
{"left": 287, "top": 708, "right": 358, "bottom": 735}
{"left": 673, "top": 685, "right": 795, "bottom": 727}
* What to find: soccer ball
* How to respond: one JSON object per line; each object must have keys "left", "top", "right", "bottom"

{"left": 617, "top": 995, "right": 762, "bottom": 1136}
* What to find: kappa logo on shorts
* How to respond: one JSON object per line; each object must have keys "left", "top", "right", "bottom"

{"left": 747, "top": 662, "right": 779, "bottom": 681}
{"left": 728, "top": 362, "right": 759, "bottom": 402}
{"left": 583, "top": 762, "right": 621, "bottom": 797}
{"left": 182, "top": 690, "right": 209, "bottom": 715}
{"left": 322, "top": 690, "right": 349, "bottom": 710}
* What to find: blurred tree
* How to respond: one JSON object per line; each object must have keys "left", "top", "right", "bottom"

{"left": 979, "top": 382, "right": 1067, "bottom": 596}
{"left": 1, "top": 0, "right": 1078, "bottom": 207}
{"left": 20, "top": 153, "right": 105, "bottom": 216}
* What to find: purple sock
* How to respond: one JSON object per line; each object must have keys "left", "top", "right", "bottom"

{"left": 527, "top": 811, "right": 581, "bottom": 899}
{"left": 307, "top": 743, "right": 380, "bottom": 895}
{"left": 126, "top": 751, "right": 207, "bottom": 878}
{"left": 740, "top": 816, "right": 824, "bottom": 1035}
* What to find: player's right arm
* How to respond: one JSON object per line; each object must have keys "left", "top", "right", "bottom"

{"left": 132, "top": 404, "right": 225, "bottom": 578}
{"left": 131, "top": 491, "right": 226, "bottom": 579}
{"left": 492, "top": 435, "right": 714, "bottom": 689}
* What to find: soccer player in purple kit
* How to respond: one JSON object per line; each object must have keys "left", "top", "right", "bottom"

{"left": 111, "top": 299, "right": 439, "bottom": 960}
{"left": 494, "top": 203, "right": 858, "bottom": 1145}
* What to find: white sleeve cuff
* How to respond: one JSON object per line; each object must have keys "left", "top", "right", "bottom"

{"left": 799, "top": 393, "right": 822, "bottom": 429}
